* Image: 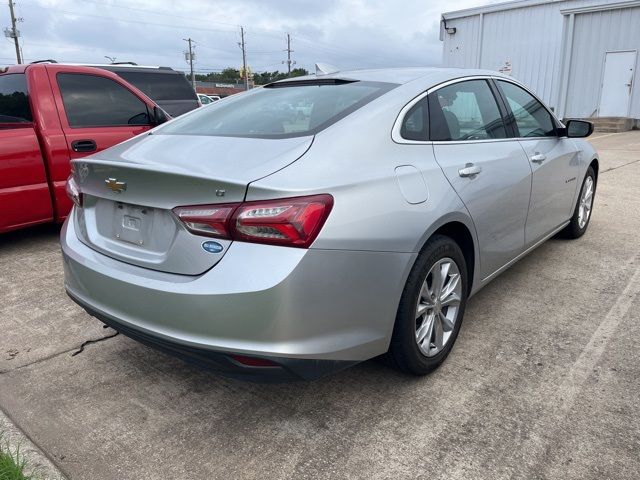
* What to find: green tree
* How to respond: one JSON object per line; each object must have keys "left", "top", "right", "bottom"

{"left": 253, "top": 68, "right": 309, "bottom": 85}
{"left": 193, "top": 68, "right": 241, "bottom": 84}
{"left": 193, "top": 67, "right": 309, "bottom": 86}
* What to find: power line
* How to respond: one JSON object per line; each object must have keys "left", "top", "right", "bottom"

{"left": 16, "top": 1, "right": 401, "bottom": 66}
{"left": 18, "top": 2, "right": 238, "bottom": 35}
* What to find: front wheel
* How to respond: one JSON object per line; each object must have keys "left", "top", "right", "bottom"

{"left": 386, "top": 235, "right": 468, "bottom": 375}
{"left": 563, "top": 166, "right": 596, "bottom": 239}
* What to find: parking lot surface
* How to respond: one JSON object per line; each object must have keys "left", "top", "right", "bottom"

{"left": 1, "top": 131, "right": 639, "bottom": 480}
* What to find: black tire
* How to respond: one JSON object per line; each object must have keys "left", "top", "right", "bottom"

{"left": 562, "top": 166, "right": 596, "bottom": 239}
{"left": 386, "top": 234, "right": 468, "bottom": 375}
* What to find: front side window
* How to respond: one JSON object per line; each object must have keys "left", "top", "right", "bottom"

{"left": 497, "top": 80, "right": 556, "bottom": 138}
{"left": 0, "top": 74, "right": 32, "bottom": 123}
{"left": 428, "top": 80, "right": 507, "bottom": 141}
{"left": 57, "top": 73, "right": 150, "bottom": 128}
{"left": 157, "top": 80, "right": 397, "bottom": 139}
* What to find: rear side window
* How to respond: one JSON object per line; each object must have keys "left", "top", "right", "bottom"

{"left": 400, "top": 97, "right": 428, "bottom": 141}
{"left": 157, "top": 80, "right": 397, "bottom": 139}
{"left": 57, "top": 73, "right": 150, "bottom": 128}
{"left": 496, "top": 80, "right": 556, "bottom": 137}
{"left": 428, "top": 79, "right": 507, "bottom": 141}
{"left": 0, "top": 74, "right": 32, "bottom": 123}
{"left": 116, "top": 71, "right": 197, "bottom": 101}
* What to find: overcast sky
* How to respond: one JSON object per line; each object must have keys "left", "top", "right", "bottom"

{"left": 1, "top": 0, "right": 497, "bottom": 73}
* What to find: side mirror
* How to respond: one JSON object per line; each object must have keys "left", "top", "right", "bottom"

{"left": 151, "top": 106, "right": 170, "bottom": 126}
{"left": 565, "top": 119, "right": 594, "bottom": 138}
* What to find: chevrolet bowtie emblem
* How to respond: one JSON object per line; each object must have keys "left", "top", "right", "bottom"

{"left": 105, "top": 178, "right": 127, "bottom": 193}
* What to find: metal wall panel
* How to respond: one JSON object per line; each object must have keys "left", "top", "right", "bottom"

{"left": 441, "top": 0, "right": 639, "bottom": 118}
{"left": 441, "top": 15, "right": 482, "bottom": 68}
{"left": 566, "top": 6, "right": 640, "bottom": 118}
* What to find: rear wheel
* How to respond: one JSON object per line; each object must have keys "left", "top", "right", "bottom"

{"left": 563, "top": 166, "right": 596, "bottom": 239}
{"left": 387, "top": 235, "right": 468, "bottom": 375}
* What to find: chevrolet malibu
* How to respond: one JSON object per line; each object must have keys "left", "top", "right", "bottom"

{"left": 61, "top": 67, "right": 598, "bottom": 381}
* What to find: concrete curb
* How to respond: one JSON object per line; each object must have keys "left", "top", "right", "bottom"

{"left": 0, "top": 407, "right": 67, "bottom": 480}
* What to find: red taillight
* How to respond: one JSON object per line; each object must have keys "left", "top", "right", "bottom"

{"left": 65, "top": 175, "right": 83, "bottom": 207}
{"left": 172, "top": 194, "right": 333, "bottom": 248}
{"left": 231, "top": 194, "right": 333, "bottom": 248}
{"left": 172, "top": 204, "right": 237, "bottom": 239}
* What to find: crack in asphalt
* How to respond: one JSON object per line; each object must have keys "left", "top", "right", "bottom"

{"left": 0, "top": 332, "right": 120, "bottom": 375}
{"left": 601, "top": 158, "right": 640, "bottom": 173}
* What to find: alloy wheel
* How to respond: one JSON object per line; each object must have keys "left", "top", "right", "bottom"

{"left": 415, "top": 257, "right": 462, "bottom": 357}
{"left": 578, "top": 176, "right": 594, "bottom": 229}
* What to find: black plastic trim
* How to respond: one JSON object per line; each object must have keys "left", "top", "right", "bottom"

{"left": 264, "top": 78, "right": 358, "bottom": 88}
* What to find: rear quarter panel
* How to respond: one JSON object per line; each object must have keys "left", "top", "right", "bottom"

{"left": 246, "top": 85, "right": 480, "bottom": 337}
{"left": 247, "top": 85, "right": 475, "bottom": 255}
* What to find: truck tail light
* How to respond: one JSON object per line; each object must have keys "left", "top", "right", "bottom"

{"left": 65, "top": 175, "right": 83, "bottom": 207}
{"left": 172, "top": 194, "right": 333, "bottom": 248}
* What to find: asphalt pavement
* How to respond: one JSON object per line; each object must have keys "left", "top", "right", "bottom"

{"left": 1, "top": 131, "right": 639, "bottom": 479}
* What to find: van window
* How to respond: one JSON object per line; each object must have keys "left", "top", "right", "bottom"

{"left": 57, "top": 73, "right": 151, "bottom": 128}
{"left": 157, "top": 81, "right": 396, "bottom": 139}
{"left": 116, "top": 72, "right": 197, "bottom": 101}
{"left": 0, "top": 74, "right": 32, "bottom": 123}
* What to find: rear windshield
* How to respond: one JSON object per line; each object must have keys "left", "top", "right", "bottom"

{"left": 156, "top": 80, "right": 397, "bottom": 139}
{"left": 0, "top": 73, "right": 32, "bottom": 123}
{"left": 115, "top": 71, "right": 197, "bottom": 101}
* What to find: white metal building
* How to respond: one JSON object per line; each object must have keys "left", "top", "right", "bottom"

{"left": 440, "top": 0, "right": 640, "bottom": 122}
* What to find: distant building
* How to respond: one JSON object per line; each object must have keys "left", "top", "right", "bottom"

{"left": 195, "top": 81, "right": 247, "bottom": 98}
{"left": 441, "top": 0, "right": 640, "bottom": 128}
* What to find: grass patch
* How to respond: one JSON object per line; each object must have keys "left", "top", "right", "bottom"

{"left": 0, "top": 433, "right": 31, "bottom": 480}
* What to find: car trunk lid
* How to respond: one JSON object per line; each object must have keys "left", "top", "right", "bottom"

{"left": 71, "top": 133, "right": 313, "bottom": 275}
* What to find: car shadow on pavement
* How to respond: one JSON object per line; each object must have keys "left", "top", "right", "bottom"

{"left": 0, "top": 223, "right": 61, "bottom": 251}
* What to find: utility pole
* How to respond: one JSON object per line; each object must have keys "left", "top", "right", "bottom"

{"left": 183, "top": 38, "right": 195, "bottom": 89}
{"left": 239, "top": 26, "right": 248, "bottom": 90}
{"left": 283, "top": 33, "right": 295, "bottom": 76}
{"left": 5, "top": 0, "right": 22, "bottom": 64}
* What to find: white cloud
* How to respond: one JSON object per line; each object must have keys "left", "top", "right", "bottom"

{"left": 1, "top": 0, "right": 497, "bottom": 72}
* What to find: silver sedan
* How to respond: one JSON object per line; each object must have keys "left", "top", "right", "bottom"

{"left": 61, "top": 67, "right": 598, "bottom": 381}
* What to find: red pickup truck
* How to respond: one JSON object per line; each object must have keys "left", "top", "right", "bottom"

{"left": 0, "top": 63, "right": 168, "bottom": 233}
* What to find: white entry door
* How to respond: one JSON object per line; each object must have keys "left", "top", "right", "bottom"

{"left": 599, "top": 50, "right": 636, "bottom": 117}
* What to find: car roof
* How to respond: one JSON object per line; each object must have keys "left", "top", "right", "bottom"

{"left": 0, "top": 63, "right": 181, "bottom": 75}
{"left": 274, "top": 66, "right": 511, "bottom": 86}
{"left": 94, "top": 65, "right": 181, "bottom": 75}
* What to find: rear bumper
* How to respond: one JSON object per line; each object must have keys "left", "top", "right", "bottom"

{"left": 61, "top": 216, "right": 414, "bottom": 380}
{"left": 67, "top": 289, "right": 354, "bottom": 381}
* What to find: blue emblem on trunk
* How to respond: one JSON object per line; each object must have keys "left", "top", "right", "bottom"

{"left": 202, "top": 241, "right": 223, "bottom": 253}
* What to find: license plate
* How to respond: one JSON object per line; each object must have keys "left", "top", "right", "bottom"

{"left": 113, "top": 203, "right": 151, "bottom": 246}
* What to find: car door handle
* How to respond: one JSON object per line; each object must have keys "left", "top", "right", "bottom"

{"left": 530, "top": 153, "right": 546, "bottom": 164}
{"left": 458, "top": 163, "right": 482, "bottom": 178}
{"left": 71, "top": 139, "right": 97, "bottom": 153}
